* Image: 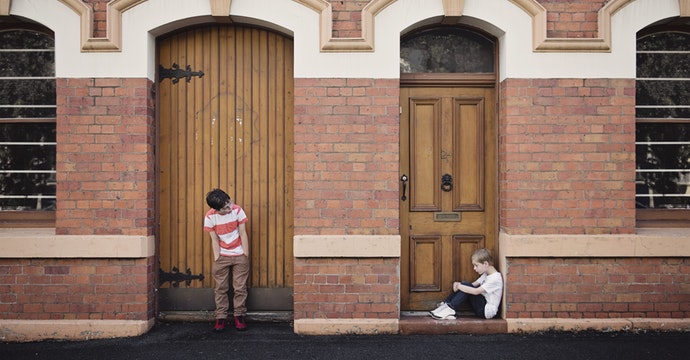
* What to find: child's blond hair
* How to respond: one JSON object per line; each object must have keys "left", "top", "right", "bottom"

{"left": 471, "top": 248, "right": 494, "bottom": 266}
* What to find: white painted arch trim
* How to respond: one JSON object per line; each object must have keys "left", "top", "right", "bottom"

{"left": 6, "top": 0, "right": 687, "bottom": 79}
{"left": 57, "top": 0, "right": 142, "bottom": 52}
{"left": 509, "top": 0, "right": 660, "bottom": 52}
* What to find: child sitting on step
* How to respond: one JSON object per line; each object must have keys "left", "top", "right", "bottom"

{"left": 429, "top": 248, "right": 503, "bottom": 320}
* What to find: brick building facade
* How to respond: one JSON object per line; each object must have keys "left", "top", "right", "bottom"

{"left": 1, "top": 0, "right": 689, "bottom": 341}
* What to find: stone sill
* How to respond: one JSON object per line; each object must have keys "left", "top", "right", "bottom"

{"left": 0, "top": 228, "right": 154, "bottom": 258}
{"left": 500, "top": 228, "right": 690, "bottom": 258}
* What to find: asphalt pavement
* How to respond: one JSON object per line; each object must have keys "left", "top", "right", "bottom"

{"left": 1, "top": 320, "right": 689, "bottom": 360}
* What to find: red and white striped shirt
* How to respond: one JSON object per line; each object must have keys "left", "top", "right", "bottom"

{"left": 203, "top": 204, "right": 248, "bottom": 257}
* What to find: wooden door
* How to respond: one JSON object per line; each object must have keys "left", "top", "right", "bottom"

{"left": 157, "top": 25, "right": 294, "bottom": 311}
{"left": 400, "top": 86, "right": 497, "bottom": 310}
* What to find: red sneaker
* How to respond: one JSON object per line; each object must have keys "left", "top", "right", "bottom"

{"left": 213, "top": 318, "right": 226, "bottom": 332}
{"left": 234, "top": 315, "right": 247, "bottom": 331}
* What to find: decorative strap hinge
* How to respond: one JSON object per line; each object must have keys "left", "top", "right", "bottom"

{"left": 159, "top": 266, "right": 205, "bottom": 287}
{"left": 159, "top": 63, "right": 204, "bottom": 83}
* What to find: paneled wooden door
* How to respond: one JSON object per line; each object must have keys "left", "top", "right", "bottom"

{"left": 400, "top": 86, "right": 497, "bottom": 310}
{"left": 157, "top": 25, "right": 294, "bottom": 311}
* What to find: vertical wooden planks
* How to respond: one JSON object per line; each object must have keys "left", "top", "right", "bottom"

{"left": 157, "top": 25, "right": 294, "bottom": 292}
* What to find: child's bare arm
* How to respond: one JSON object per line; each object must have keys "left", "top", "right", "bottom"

{"left": 209, "top": 231, "right": 221, "bottom": 260}
{"left": 238, "top": 223, "right": 249, "bottom": 257}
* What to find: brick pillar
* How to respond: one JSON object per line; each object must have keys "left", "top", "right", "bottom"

{"left": 292, "top": 78, "right": 401, "bottom": 334}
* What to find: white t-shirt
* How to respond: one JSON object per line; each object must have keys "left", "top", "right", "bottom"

{"left": 476, "top": 271, "right": 503, "bottom": 319}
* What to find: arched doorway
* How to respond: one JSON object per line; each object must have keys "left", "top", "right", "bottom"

{"left": 399, "top": 27, "right": 498, "bottom": 310}
{"left": 156, "top": 25, "right": 294, "bottom": 312}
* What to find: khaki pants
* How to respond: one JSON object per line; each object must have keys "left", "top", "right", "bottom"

{"left": 212, "top": 255, "right": 250, "bottom": 319}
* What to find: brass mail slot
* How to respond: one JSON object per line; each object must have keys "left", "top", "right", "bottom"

{"left": 434, "top": 212, "right": 461, "bottom": 222}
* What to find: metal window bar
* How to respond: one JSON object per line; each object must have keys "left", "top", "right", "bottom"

{"left": 635, "top": 105, "right": 690, "bottom": 108}
{"left": 0, "top": 170, "right": 56, "bottom": 174}
{"left": 636, "top": 169, "right": 690, "bottom": 173}
{"left": 637, "top": 78, "right": 690, "bottom": 81}
{"left": 0, "top": 77, "right": 55, "bottom": 80}
{"left": 637, "top": 50, "right": 690, "bottom": 54}
{"left": 635, "top": 142, "right": 690, "bottom": 145}
{"left": 0, "top": 49, "right": 54, "bottom": 52}
{"left": 0, "top": 142, "right": 57, "bottom": 145}
{"left": 0, "top": 195, "right": 56, "bottom": 199}
{"left": 0, "top": 105, "right": 56, "bottom": 108}
{"left": 635, "top": 194, "right": 690, "bottom": 197}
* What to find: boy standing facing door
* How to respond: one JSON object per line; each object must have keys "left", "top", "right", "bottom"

{"left": 204, "top": 188, "right": 250, "bottom": 332}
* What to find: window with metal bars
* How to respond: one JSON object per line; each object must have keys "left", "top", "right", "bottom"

{"left": 0, "top": 27, "right": 56, "bottom": 227}
{"left": 636, "top": 24, "right": 690, "bottom": 227}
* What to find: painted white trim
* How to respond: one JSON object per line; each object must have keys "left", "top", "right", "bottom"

{"left": 0, "top": 319, "right": 155, "bottom": 342}
{"left": 7, "top": 0, "right": 313, "bottom": 79}
{"left": 8, "top": 0, "right": 685, "bottom": 80}
{"left": 0, "top": 229, "right": 155, "bottom": 258}
{"left": 294, "top": 235, "right": 401, "bottom": 257}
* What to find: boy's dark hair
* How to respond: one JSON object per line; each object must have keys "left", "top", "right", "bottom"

{"left": 206, "top": 188, "right": 230, "bottom": 210}
{"left": 471, "top": 248, "right": 494, "bottom": 266}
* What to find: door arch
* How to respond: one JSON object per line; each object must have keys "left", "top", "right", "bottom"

{"left": 156, "top": 25, "right": 294, "bottom": 311}
{"left": 400, "top": 26, "right": 498, "bottom": 310}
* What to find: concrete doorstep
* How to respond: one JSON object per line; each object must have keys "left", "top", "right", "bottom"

{"left": 399, "top": 311, "right": 508, "bottom": 335}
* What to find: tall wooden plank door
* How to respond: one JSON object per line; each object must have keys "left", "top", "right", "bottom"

{"left": 400, "top": 86, "right": 497, "bottom": 310}
{"left": 157, "top": 25, "right": 294, "bottom": 311}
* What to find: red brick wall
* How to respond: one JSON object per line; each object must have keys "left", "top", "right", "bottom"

{"left": 293, "top": 258, "right": 399, "bottom": 319}
{"left": 499, "top": 78, "right": 636, "bottom": 235}
{"left": 293, "top": 78, "right": 399, "bottom": 236}
{"left": 541, "top": 0, "right": 606, "bottom": 38}
{"left": 331, "top": 0, "right": 365, "bottom": 38}
{"left": 55, "top": 78, "right": 155, "bottom": 236}
{"left": 82, "top": 0, "right": 109, "bottom": 38}
{"left": 506, "top": 257, "right": 690, "bottom": 318}
{"left": 0, "top": 257, "right": 155, "bottom": 320}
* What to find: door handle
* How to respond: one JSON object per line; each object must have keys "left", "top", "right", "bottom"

{"left": 400, "top": 174, "right": 408, "bottom": 201}
{"left": 441, "top": 173, "right": 453, "bottom": 192}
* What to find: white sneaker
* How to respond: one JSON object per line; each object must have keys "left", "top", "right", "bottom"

{"left": 430, "top": 304, "right": 456, "bottom": 320}
{"left": 429, "top": 302, "right": 449, "bottom": 318}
